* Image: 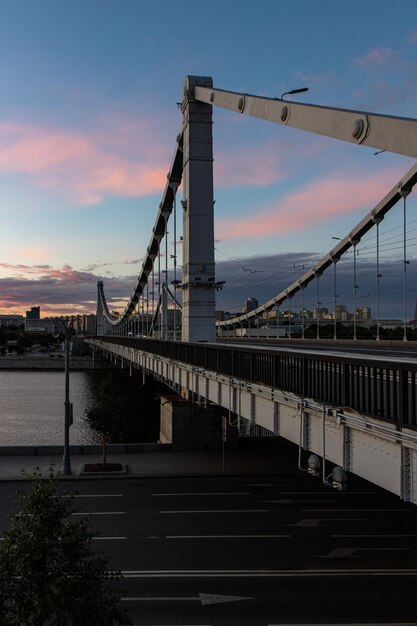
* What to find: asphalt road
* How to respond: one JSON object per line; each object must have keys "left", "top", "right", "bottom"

{"left": 222, "top": 340, "right": 417, "bottom": 362}
{"left": 0, "top": 474, "right": 416, "bottom": 625}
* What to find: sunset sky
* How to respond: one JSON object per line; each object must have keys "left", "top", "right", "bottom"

{"left": 1, "top": 0, "right": 417, "bottom": 318}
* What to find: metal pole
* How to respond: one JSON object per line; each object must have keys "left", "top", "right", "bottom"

{"left": 276, "top": 305, "right": 280, "bottom": 339}
{"left": 301, "top": 288, "right": 305, "bottom": 340}
{"left": 316, "top": 275, "right": 320, "bottom": 340}
{"left": 376, "top": 219, "right": 381, "bottom": 341}
{"left": 62, "top": 323, "right": 72, "bottom": 476}
{"left": 353, "top": 241, "right": 358, "bottom": 341}
{"left": 402, "top": 192, "right": 409, "bottom": 341}
{"left": 146, "top": 282, "right": 149, "bottom": 336}
{"left": 333, "top": 259, "right": 338, "bottom": 340}
{"left": 288, "top": 296, "right": 292, "bottom": 339}
{"left": 165, "top": 218, "right": 168, "bottom": 340}
{"left": 173, "top": 187, "right": 177, "bottom": 340}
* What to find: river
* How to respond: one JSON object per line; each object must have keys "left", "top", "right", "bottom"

{"left": 0, "top": 370, "right": 162, "bottom": 445}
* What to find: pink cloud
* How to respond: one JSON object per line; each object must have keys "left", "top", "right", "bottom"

{"left": 0, "top": 262, "right": 135, "bottom": 315}
{"left": 0, "top": 117, "right": 171, "bottom": 205}
{"left": 215, "top": 139, "right": 322, "bottom": 188}
{"left": 216, "top": 166, "right": 406, "bottom": 240}
{"left": 357, "top": 48, "right": 394, "bottom": 66}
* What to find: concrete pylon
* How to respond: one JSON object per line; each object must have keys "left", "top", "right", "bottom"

{"left": 181, "top": 76, "right": 216, "bottom": 343}
{"left": 96, "top": 281, "right": 104, "bottom": 336}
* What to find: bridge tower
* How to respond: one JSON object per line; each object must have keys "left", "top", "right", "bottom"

{"left": 96, "top": 281, "right": 104, "bottom": 335}
{"left": 181, "top": 75, "right": 216, "bottom": 343}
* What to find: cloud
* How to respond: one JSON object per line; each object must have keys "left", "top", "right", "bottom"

{"left": 214, "top": 138, "right": 322, "bottom": 188}
{"left": 216, "top": 166, "right": 406, "bottom": 240}
{"left": 213, "top": 251, "right": 417, "bottom": 320}
{"left": 0, "top": 116, "right": 172, "bottom": 205}
{"left": 357, "top": 48, "right": 395, "bottom": 66}
{"left": 0, "top": 263, "right": 135, "bottom": 315}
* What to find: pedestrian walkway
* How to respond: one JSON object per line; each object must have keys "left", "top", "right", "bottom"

{"left": 0, "top": 439, "right": 299, "bottom": 481}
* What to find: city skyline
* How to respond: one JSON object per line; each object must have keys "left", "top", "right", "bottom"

{"left": 0, "top": 1, "right": 417, "bottom": 317}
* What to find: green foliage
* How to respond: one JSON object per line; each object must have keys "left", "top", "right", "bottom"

{"left": 85, "top": 375, "right": 126, "bottom": 444}
{"left": 0, "top": 469, "right": 132, "bottom": 626}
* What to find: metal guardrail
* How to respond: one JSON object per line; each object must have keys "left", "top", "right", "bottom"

{"left": 91, "top": 337, "right": 417, "bottom": 428}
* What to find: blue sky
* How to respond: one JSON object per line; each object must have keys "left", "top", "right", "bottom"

{"left": 0, "top": 0, "right": 416, "bottom": 317}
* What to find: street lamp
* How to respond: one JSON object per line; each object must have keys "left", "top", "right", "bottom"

{"left": 281, "top": 87, "right": 309, "bottom": 100}
{"left": 400, "top": 185, "right": 412, "bottom": 341}
{"left": 352, "top": 239, "right": 360, "bottom": 341}
{"left": 52, "top": 315, "right": 80, "bottom": 476}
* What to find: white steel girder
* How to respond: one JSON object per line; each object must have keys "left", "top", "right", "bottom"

{"left": 88, "top": 339, "right": 417, "bottom": 503}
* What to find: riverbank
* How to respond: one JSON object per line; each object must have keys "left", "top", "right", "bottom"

{"left": 0, "top": 355, "right": 115, "bottom": 370}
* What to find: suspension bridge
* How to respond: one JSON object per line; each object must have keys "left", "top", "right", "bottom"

{"left": 87, "top": 75, "right": 417, "bottom": 504}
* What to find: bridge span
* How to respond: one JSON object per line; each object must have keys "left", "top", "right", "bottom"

{"left": 87, "top": 336, "right": 417, "bottom": 505}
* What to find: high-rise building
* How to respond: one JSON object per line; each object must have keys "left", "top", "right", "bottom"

{"left": 26, "top": 306, "right": 40, "bottom": 319}
{"left": 335, "top": 304, "right": 348, "bottom": 321}
{"left": 356, "top": 306, "right": 371, "bottom": 321}
{"left": 243, "top": 297, "right": 259, "bottom": 313}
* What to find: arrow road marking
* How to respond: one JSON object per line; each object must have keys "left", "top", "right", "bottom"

{"left": 122, "top": 593, "right": 251, "bottom": 605}
{"left": 318, "top": 547, "right": 412, "bottom": 559}
{"left": 288, "top": 518, "right": 370, "bottom": 527}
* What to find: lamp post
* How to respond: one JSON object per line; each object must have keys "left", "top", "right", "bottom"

{"left": 400, "top": 185, "right": 412, "bottom": 341}
{"left": 351, "top": 239, "right": 360, "bottom": 340}
{"left": 332, "top": 258, "right": 339, "bottom": 340}
{"left": 315, "top": 273, "right": 322, "bottom": 339}
{"left": 281, "top": 87, "right": 309, "bottom": 99}
{"left": 53, "top": 315, "right": 79, "bottom": 476}
{"left": 374, "top": 216, "right": 383, "bottom": 341}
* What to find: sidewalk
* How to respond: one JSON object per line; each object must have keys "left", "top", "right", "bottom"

{"left": 0, "top": 439, "right": 301, "bottom": 481}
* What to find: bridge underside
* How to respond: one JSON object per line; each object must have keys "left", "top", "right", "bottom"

{"left": 87, "top": 337, "right": 417, "bottom": 504}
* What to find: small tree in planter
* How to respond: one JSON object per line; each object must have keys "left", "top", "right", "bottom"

{"left": 85, "top": 375, "right": 126, "bottom": 469}
{"left": 0, "top": 469, "right": 132, "bottom": 625}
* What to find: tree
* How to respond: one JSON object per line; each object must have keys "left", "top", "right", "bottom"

{"left": 85, "top": 375, "right": 126, "bottom": 467}
{"left": 0, "top": 469, "right": 132, "bottom": 626}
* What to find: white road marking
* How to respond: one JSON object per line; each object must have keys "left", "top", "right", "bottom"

{"left": 62, "top": 494, "right": 123, "bottom": 498}
{"left": 288, "top": 518, "right": 370, "bottom": 527}
{"left": 303, "top": 508, "right": 410, "bottom": 512}
{"left": 92, "top": 536, "right": 127, "bottom": 540}
{"left": 281, "top": 491, "right": 376, "bottom": 495}
{"left": 122, "top": 593, "right": 250, "bottom": 605}
{"left": 263, "top": 499, "right": 341, "bottom": 504}
{"left": 120, "top": 568, "right": 417, "bottom": 578}
{"left": 166, "top": 534, "right": 290, "bottom": 538}
{"left": 72, "top": 511, "right": 125, "bottom": 516}
{"left": 332, "top": 534, "right": 417, "bottom": 538}
{"left": 159, "top": 509, "right": 269, "bottom": 514}
{"left": 153, "top": 492, "right": 251, "bottom": 496}
{"left": 318, "top": 546, "right": 411, "bottom": 559}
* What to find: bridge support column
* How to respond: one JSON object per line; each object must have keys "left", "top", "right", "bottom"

{"left": 96, "top": 281, "right": 104, "bottom": 336}
{"left": 181, "top": 76, "right": 216, "bottom": 343}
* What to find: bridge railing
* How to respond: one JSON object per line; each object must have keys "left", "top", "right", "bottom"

{"left": 95, "top": 337, "right": 417, "bottom": 428}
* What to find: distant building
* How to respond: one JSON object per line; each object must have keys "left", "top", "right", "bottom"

{"left": 73, "top": 314, "right": 97, "bottom": 335}
{"left": 243, "top": 297, "right": 259, "bottom": 313}
{"left": 313, "top": 306, "right": 328, "bottom": 319}
{"left": 356, "top": 306, "right": 371, "bottom": 321}
{"left": 215, "top": 310, "right": 225, "bottom": 322}
{"left": 335, "top": 304, "right": 348, "bottom": 321}
{"left": 25, "top": 318, "right": 55, "bottom": 333}
{"left": 0, "top": 314, "right": 25, "bottom": 327}
{"left": 26, "top": 306, "right": 40, "bottom": 319}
